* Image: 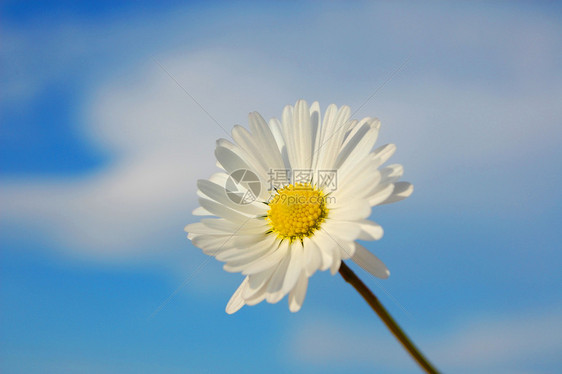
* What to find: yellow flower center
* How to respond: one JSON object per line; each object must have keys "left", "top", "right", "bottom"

{"left": 266, "top": 183, "right": 328, "bottom": 241}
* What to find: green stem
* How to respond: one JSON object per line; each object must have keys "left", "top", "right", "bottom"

{"left": 339, "top": 261, "right": 440, "bottom": 374}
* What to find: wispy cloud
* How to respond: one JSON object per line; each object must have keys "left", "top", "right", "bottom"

{"left": 0, "top": 47, "right": 293, "bottom": 259}
{"left": 289, "top": 304, "right": 562, "bottom": 373}
{"left": 1, "top": 2, "right": 561, "bottom": 262}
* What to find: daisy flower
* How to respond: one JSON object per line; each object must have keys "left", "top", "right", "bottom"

{"left": 185, "top": 99, "right": 413, "bottom": 314}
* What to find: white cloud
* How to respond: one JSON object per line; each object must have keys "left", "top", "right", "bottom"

{"left": 0, "top": 47, "right": 294, "bottom": 260}
{"left": 289, "top": 315, "right": 415, "bottom": 372}
{"left": 433, "top": 307, "right": 562, "bottom": 371}
{"left": 1, "top": 2, "right": 561, "bottom": 262}
{"left": 289, "top": 305, "right": 562, "bottom": 373}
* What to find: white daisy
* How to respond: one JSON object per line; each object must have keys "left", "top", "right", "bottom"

{"left": 185, "top": 100, "right": 413, "bottom": 314}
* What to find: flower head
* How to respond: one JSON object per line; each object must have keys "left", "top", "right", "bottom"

{"left": 185, "top": 100, "right": 413, "bottom": 313}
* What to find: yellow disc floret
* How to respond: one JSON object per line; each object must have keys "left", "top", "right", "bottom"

{"left": 266, "top": 183, "right": 328, "bottom": 241}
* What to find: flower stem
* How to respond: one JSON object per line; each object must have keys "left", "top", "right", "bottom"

{"left": 338, "top": 261, "right": 439, "bottom": 374}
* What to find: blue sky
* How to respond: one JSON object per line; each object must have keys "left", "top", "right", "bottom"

{"left": 1, "top": 1, "right": 562, "bottom": 373}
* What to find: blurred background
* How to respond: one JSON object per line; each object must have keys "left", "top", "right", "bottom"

{"left": 1, "top": 1, "right": 561, "bottom": 373}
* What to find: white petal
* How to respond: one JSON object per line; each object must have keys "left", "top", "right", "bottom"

{"left": 302, "top": 236, "right": 323, "bottom": 276}
{"left": 356, "top": 220, "right": 384, "bottom": 241}
{"left": 280, "top": 100, "right": 316, "bottom": 173}
{"left": 317, "top": 231, "right": 355, "bottom": 273}
{"left": 333, "top": 166, "right": 381, "bottom": 202}
{"left": 330, "top": 248, "right": 342, "bottom": 275}
{"left": 184, "top": 222, "right": 223, "bottom": 236}
{"left": 230, "top": 232, "right": 269, "bottom": 248}
{"left": 288, "top": 272, "right": 308, "bottom": 312}
{"left": 215, "top": 142, "right": 252, "bottom": 173}
{"left": 192, "top": 206, "right": 212, "bottom": 216}
{"left": 311, "top": 229, "right": 337, "bottom": 271}
{"left": 336, "top": 151, "right": 381, "bottom": 190}
{"left": 248, "top": 112, "right": 286, "bottom": 170}
{"left": 201, "top": 217, "right": 267, "bottom": 234}
{"left": 291, "top": 99, "right": 313, "bottom": 170}
{"left": 367, "top": 183, "right": 395, "bottom": 206}
{"left": 223, "top": 237, "right": 279, "bottom": 273}
{"left": 191, "top": 234, "right": 236, "bottom": 255}
{"left": 198, "top": 179, "right": 266, "bottom": 216}
{"left": 309, "top": 101, "right": 322, "bottom": 171}
{"left": 316, "top": 105, "right": 351, "bottom": 171}
{"left": 281, "top": 104, "right": 295, "bottom": 168}
{"left": 379, "top": 164, "right": 404, "bottom": 184}
{"left": 215, "top": 142, "right": 269, "bottom": 196}
{"left": 244, "top": 288, "right": 268, "bottom": 306}
{"left": 198, "top": 198, "right": 254, "bottom": 222}
{"left": 336, "top": 239, "right": 356, "bottom": 261}
{"left": 351, "top": 242, "right": 390, "bottom": 279}
{"left": 216, "top": 235, "right": 275, "bottom": 262}
{"left": 282, "top": 242, "right": 304, "bottom": 294}
{"left": 335, "top": 118, "right": 380, "bottom": 170}
{"left": 231, "top": 125, "right": 271, "bottom": 177}
{"left": 322, "top": 219, "right": 362, "bottom": 241}
{"left": 314, "top": 104, "right": 337, "bottom": 170}
{"left": 217, "top": 246, "right": 265, "bottom": 262}
{"left": 239, "top": 239, "right": 288, "bottom": 275}
{"left": 242, "top": 270, "right": 272, "bottom": 299}
{"left": 379, "top": 182, "right": 414, "bottom": 205}
{"left": 314, "top": 231, "right": 342, "bottom": 274}
{"left": 371, "top": 143, "right": 396, "bottom": 169}
{"left": 329, "top": 200, "right": 372, "bottom": 221}
{"left": 268, "top": 117, "right": 290, "bottom": 169}
{"left": 281, "top": 104, "right": 294, "bottom": 135}
{"left": 265, "top": 251, "right": 292, "bottom": 303}
{"left": 226, "top": 278, "right": 248, "bottom": 314}
{"left": 207, "top": 172, "right": 230, "bottom": 186}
